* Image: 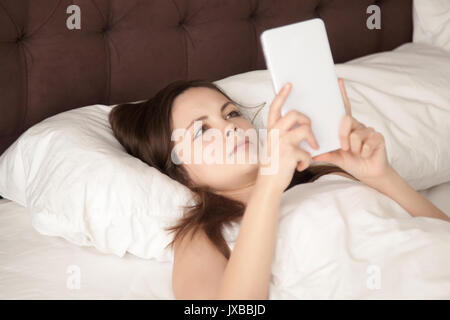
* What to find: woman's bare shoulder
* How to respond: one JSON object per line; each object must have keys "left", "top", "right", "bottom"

{"left": 172, "top": 229, "right": 227, "bottom": 299}
{"left": 172, "top": 228, "right": 227, "bottom": 272}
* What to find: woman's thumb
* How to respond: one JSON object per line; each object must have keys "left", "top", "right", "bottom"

{"left": 312, "top": 150, "right": 341, "bottom": 165}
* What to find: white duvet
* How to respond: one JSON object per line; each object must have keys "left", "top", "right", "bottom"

{"left": 224, "top": 174, "right": 450, "bottom": 299}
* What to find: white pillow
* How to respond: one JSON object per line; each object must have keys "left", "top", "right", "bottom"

{"left": 413, "top": 0, "right": 450, "bottom": 52}
{"left": 0, "top": 105, "right": 193, "bottom": 262}
{"left": 216, "top": 42, "right": 450, "bottom": 191}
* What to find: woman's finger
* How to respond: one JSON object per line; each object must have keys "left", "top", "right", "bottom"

{"left": 339, "top": 115, "right": 365, "bottom": 151}
{"left": 338, "top": 78, "right": 352, "bottom": 117}
{"left": 293, "top": 148, "right": 312, "bottom": 171}
{"left": 361, "top": 131, "right": 384, "bottom": 159}
{"left": 286, "top": 124, "right": 319, "bottom": 150}
{"left": 349, "top": 127, "right": 374, "bottom": 155}
{"left": 267, "top": 82, "right": 292, "bottom": 128}
{"left": 273, "top": 109, "right": 311, "bottom": 132}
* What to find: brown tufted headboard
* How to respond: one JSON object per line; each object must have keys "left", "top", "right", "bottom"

{"left": 0, "top": 0, "right": 412, "bottom": 155}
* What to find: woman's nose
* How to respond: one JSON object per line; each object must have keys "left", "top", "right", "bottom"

{"left": 226, "top": 124, "right": 237, "bottom": 137}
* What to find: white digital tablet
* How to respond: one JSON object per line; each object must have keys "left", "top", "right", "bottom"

{"left": 260, "top": 18, "right": 346, "bottom": 157}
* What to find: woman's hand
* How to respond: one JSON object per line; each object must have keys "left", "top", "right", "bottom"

{"left": 258, "top": 82, "right": 319, "bottom": 193}
{"left": 312, "top": 78, "right": 391, "bottom": 184}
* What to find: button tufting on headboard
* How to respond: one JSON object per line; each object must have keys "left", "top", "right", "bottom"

{"left": 314, "top": 2, "right": 321, "bottom": 13}
{"left": 0, "top": 0, "right": 413, "bottom": 155}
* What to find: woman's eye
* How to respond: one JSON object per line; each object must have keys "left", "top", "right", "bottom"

{"left": 194, "top": 125, "right": 207, "bottom": 139}
{"left": 226, "top": 110, "right": 241, "bottom": 119}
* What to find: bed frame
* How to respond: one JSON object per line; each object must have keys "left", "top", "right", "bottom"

{"left": 0, "top": 0, "right": 413, "bottom": 155}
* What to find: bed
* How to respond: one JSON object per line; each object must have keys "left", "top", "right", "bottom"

{"left": 1, "top": 181, "right": 450, "bottom": 299}
{"left": 2, "top": 0, "right": 450, "bottom": 299}
{"left": 0, "top": 198, "right": 174, "bottom": 299}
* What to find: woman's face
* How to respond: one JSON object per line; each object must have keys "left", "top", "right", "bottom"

{"left": 171, "top": 87, "right": 260, "bottom": 192}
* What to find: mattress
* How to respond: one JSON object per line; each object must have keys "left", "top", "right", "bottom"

{"left": 1, "top": 180, "right": 450, "bottom": 299}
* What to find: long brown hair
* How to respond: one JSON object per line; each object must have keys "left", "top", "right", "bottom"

{"left": 109, "top": 79, "right": 355, "bottom": 260}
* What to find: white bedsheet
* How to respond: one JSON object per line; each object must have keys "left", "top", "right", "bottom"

{"left": 0, "top": 199, "right": 175, "bottom": 299}
{"left": 1, "top": 177, "right": 450, "bottom": 299}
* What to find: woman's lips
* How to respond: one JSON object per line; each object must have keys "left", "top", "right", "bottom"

{"left": 231, "top": 138, "right": 249, "bottom": 155}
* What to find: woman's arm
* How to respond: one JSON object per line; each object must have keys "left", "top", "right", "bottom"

{"left": 312, "top": 79, "right": 449, "bottom": 224}
{"left": 171, "top": 175, "right": 283, "bottom": 300}
{"left": 217, "top": 82, "right": 317, "bottom": 299}
{"left": 364, "top": 166, "right": 450, "bottom": 223}
{"left": 216, "top": 175, "right": 283, "bottom": 300}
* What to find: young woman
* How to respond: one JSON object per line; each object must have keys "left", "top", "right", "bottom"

{"left": 109, "top": 78, "right": 450, "bottom": 300}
